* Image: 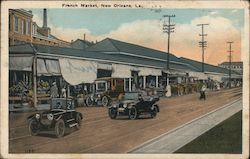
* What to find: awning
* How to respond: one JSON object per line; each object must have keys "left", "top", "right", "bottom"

{"left": 97, "top": 63, "right": 112, "bottom": 70}
{"left": 9, "top": 56, "right": 33, "bottom": 71}
{"left": 208, "top": 74, "right": 223, "bottom": 82}
{"left": 189, "top": 71, "right": 208, "bottom": 80}
{"left": 59, "top": 58, "right": 97, "bottom": 85}
{"left": 37, "top": 59, "right": 61, "bottom": 76}
{"left": 138, "top": 67, "right": 162, "bottom": 76}
{"left": 45, "top": 59, "right": 61, "bottom": 75}
{"left": 112, "top": 64, "right": 131, "bottom": 78}
{"left": 37, "top": 58, "right": 49, "bottom": 75}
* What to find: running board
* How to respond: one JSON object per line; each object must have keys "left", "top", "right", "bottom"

{"left": 67, "top": 119, "right": 75, "bottom": 122}
{"left": 69, "top": 123, "right": 78, "bottom": 128}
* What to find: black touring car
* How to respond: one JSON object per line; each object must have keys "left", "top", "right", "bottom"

{"left": 108, "top": 91, "right": 160, "bottom": 120}
{"left": 27, "top": 98, "right": 83, "bottom": 138}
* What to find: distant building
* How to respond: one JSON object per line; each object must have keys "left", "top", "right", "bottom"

{"left": 71, "top": 35, "right": 94, "bottom": 50}
{"left": 218, "top": 61, "right": 243, "bottom": 74}
{"left": 9, "top": 9, "right": 70, "bottom": 47}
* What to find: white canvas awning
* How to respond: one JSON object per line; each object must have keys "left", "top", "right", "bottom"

{"left": 112, "top": 64, "right": 131, "bottom": 78}
{"left": 97, "top": 63, "right": 112, "bottom": 70}
{"left": 208, "top": 74, "right": 223, "bottom": 82}
{"left": 189, "top": 71, "right": 208, "bottom": 80}
{"left": 45, "top": 59, "right": 61, "bottom": 75}
{"left": 37, "top": 59, "right": 61, "bottom": 76}
{"left": 138, "top": 67, "right": 162, "bottom": 76}
{"left": 59, "top": 58, "right": 97, "bottom": 85}
{"left": 9, "top": 56, "right": 33, "bottom": 71}
{"left": 37, "top": 58, "right": 49, "bottom": 75}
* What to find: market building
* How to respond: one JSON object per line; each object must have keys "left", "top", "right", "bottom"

{"left": 9, "top": 37, "right": 242, "bottom": 108}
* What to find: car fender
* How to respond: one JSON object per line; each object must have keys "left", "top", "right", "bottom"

{"left": 55, "top": 115, "right": 62, "bottom": 121}
{"left": 153, "top": 104, "right": 160, "bottom": 112}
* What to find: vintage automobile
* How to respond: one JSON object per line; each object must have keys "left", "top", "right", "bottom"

{"left": 27, "top": 98, "right": 83, "bottom": 138}
{"left": 85, "top": 77, "right": 124, "bottom": 107}
{"left": 108, "top": 91, "right": 160, "bottom": 120}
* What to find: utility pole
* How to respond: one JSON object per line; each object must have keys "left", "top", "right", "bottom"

{"left": 227, "top": 41, "right": 233, "bottom": 88}
{"left": 163, "top": 15, "right": 175, "bottom": 86}
{"left": 197, "top": 24, "right": 209, "bottom": 72}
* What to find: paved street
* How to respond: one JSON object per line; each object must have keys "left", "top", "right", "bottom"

{"left": 9, "top": 88, "right": 242, "bottom": 153}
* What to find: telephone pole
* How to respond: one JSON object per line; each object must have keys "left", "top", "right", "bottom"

{"left": 163, "top": 15, "right": 175, "bottom": 86}
{"left": 227, "top": 41, "right": 233, "bottom": 88}
{"left": 197, "top": 24, "right": 209, "bottom": 72}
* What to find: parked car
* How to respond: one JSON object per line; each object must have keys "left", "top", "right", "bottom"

{"left": 27, "top": 98, "right": 83, "bottom": 138}
{"left": 108, "top": 91, "right": 160, "bottom": 120}
{"left": 85, "top": 77, "right": 124, "bottom": 107}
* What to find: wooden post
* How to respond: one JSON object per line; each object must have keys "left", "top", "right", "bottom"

{"left": 156, "top": 76, "right": 159, "bottom": 88}
{"left": 33, "top": 55, "right": 37, "bottom": 107}
{"left": 143, "top": 76, "right": 146, "bottom": 89}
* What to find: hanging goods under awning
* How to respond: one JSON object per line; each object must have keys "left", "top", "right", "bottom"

{"left": 9, "top": 56, "right": 33, "bottom": 71}
{"left": 138, "top": 67, "right": 162, "bottom": 76}
{"left": 111, "top": 64, "right": 132, "bottom": 78}
{"left": 59, "top": 58, "right": 97, "bottom": 85}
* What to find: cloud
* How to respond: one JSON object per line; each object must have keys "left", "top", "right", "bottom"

{"left": 32, "top": 13, "right": 241, "bottom": 65}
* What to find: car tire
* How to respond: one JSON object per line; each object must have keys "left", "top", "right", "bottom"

{"left": 151, "top": 105, "right": 157, "bottom": 118}
{"left": 109, "top": 108, "right": 117, "bottom": 119}
{"left": 28, "top": 119, "right": 39, "bottom": 136}
{"left": 75, "top": 114, "right": 82, "bottom": 130}
{"left": 86, "top": 97, "right": 93, "bottom": 106}
{"left": 129, "top": 106, "right": 138, "bottom": 120}
{"left": 55, "top": 119, "right": 65, "bottom": 138}
{"left": 102, "top": 96, "right": 109, "bottom": 107}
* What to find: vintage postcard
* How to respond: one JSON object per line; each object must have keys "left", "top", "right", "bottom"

{"left": 0, "top": 0, "right": 249, "bottom": 159}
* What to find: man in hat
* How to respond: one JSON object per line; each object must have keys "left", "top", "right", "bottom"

{"left": 50, "top": 82, "right": 58, "bottom": 98}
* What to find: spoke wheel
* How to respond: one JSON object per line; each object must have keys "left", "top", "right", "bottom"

{"left": 129, "top": 106, "right": 138, "bottom": 120}
{"left": 86, "top": 97, "right": 93, "bottom": 106}
{"left": 109, "top": 108, "right": 117, "bottom": 119}
{"left": 75, "top": 114, "right": 82, "bottom": 130}
{"left": 28, "top": 119, "right": 39, "bottom": 136}
{"left": 151, "top": 106, "right": 157, "bottom": 118}
{"left": 55, "top": 119, "right": 65, "bottom": 138}
{"left": 102, "top": 96, "right": 109, "bottom": 107}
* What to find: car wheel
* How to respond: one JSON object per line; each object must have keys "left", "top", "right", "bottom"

{"left": 102, "top": 96, "right": 109, "bottom": 107}
{"left": 151, "top": 106, "right": 157, "bottom": 118}
{"left": 109, "top": 108, "right": 117, "bottom": 119}
{"left": 86, "top": 97, "right": 93, "bottom": 106}
{"left": 75, "top": 114, "right": 82, "bottom": 130}
{"left": 28, "top": 119, "right": 39, "bottom": 136}
{"left": 55, "top": 119, "right": 65, "bottom": 138}
{"left": 129, "top": 106, "right": 138, "bottom": 120}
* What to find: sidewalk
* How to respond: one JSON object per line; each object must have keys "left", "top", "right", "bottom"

{"left": 130, "top": 98, "right": 242, "bottom": 153}
{"left": 9, "top": 103, "right": 50, "bottom": 112}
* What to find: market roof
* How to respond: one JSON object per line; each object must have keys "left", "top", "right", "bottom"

{"left": 179, "top": 57, "right": 240, "bottom": 75}
{"left": 86, "top": 38, "right": 181, "bottom": 62}
{"left": 10, "top": 44, "right": 197, "bottom": 71}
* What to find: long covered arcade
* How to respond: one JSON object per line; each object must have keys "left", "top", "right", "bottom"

{"left": 9, "top": 38, "right": 242, "bottom": 108}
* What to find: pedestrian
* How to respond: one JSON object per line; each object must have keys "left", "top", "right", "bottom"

{"left": 50, "top": 82, "right": 58, "bottom": 98}
{"left": 200, "top": 84, "right": 206, "bottom": 100}
{"left": 61, "top": 87, "right": 66, "bottom": 98}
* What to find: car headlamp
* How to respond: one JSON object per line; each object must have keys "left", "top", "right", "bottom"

{"left": 123, "top": 103, "right": 127, "bottom": 108}
{"left": 98, "top": 94, "right": 101, "bottom": 98}
{"left": 47, "top": 113, "right": 54, "bottom": 120}
{"left": 35, "top": 113, "right": 40, "bottom": 119}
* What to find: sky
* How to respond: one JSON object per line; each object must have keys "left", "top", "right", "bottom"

{"left": 28, "top": 8, "right": 244, "bottom": 65}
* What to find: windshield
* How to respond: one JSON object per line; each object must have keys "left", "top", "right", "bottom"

{"left": 51, "top": 98, "right": 74, "bottom": 110}
{"left": 124, "top": 92, "right": 139, "bottom": 100}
